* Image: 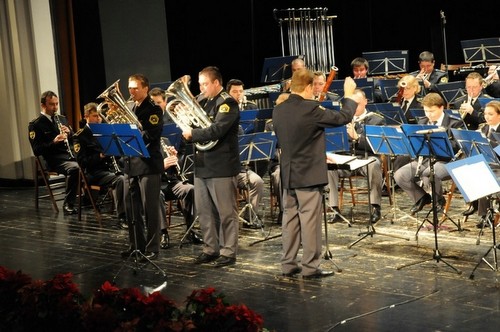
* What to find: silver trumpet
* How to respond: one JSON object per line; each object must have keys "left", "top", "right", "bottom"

{"left": 53, "top": 114, "right": 75, "bottom": 159}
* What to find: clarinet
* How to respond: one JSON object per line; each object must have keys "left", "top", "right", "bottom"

{"left": 160, "top": 139, "right": 187, "bottom": 182}
{"left": 53, "top": 114, "right": 75, "bottom": 159}
{"left": 413, "top": 156, "right": 424, "bottom": 185}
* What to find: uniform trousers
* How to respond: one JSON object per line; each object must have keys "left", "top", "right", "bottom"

{"left": 194, "top": 176, "right": 238, "bottom": 258}
{"left": 281, "top": 186, "right": 323, "bottom": 276}
{"left": 237, "top": 169, "right": 264, "bottom": 214}
{"left": 88, "top": 170, "right": 126, "bottom": 218}
{"left": 51, "top": 160, "right": 79, "bottom": 206}
{"left": 124, "top": 173, "right": 162, "bottom": 253}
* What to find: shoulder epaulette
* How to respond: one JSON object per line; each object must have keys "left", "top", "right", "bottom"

{"left": 74, "top": 128, "right": 84, "bottom": 136}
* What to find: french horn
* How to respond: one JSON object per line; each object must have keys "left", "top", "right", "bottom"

{"left": 165, "top": 75, "right": 217, "bottom": 151}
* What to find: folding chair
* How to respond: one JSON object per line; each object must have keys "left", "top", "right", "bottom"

{"left": 33, "top": 155, "right": 66, "bottom": 213}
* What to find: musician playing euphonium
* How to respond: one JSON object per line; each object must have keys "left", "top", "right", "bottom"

{"left": 449, "top": 72, "right": 490, "bottom": 130}
{"left": 28, "top": 90, "right": 80, "bottom": 215}
{"left": 73, "top": 102, "right": 127, "bottom": 228}
{"left": 394, "top": 93, "right": 464, "bottom": 215}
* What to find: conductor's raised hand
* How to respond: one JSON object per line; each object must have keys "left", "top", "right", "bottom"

{"left": 343, "top": 77, "right": 357, "bottom": 98}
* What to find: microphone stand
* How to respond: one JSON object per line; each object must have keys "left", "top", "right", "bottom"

{"left": 440, "top": 10, "right": 449, "bottom": 81}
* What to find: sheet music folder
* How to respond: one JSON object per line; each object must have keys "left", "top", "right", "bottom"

{"left": 89, "top": 123, "right": 150, "bottom": 158}
{"left": 400, "top": 124, "right": 454, "bottom": 159}
{"left": 327, "top": 153, "right": 374, "bottom": 171}
{"left": 445, "top": 154, "right": 500, "bottom": 203}
{"left": 365, "top": 125, "right": 415, "bottom": 158}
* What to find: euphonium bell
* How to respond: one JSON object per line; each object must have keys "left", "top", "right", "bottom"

{"left": 97, "top": 79, "right": 142, "bottom": 130}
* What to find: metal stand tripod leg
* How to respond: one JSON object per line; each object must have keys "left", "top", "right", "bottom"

{"left": 179, "top": 216, "right": 199, "bottom": 248}
{"left": 322, "top": 192, "right": 346, "bottom": 272}
{"left": 238, "top": 167, "right": 264, "bottom": 234}
{"left": 383, "top": 157, "right": 417, "bottom": 224}
{"left": 397, "top": 158, "right": 461, "bottom": 274}
{"left": 113, "top": 175, "right": 166, "bottom": 283}
{"left": 470, "top": 200, "right": 499, "bottom": 279}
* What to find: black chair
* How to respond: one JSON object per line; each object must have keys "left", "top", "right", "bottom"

{"left": 33, "top": 155, "right": 66, "bottom": 213}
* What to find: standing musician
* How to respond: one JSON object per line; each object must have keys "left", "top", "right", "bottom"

{"left": 450, "top": 71, "right": 490, "bottom": 130}
{"left": 28, "top": 90, "right": 80, "bottom": 215}
{"left": 73, "top": 102, "right": 127, "bottom": 227}
{"left": 273, "top": 69, "right": 359, "bottom": 279}
{"left": 327, "top": 89, "right": 386, "bottom": 224}
{"left": 120, "top": 74, "right": 164, "bottom": 262}
{"left": 394, "top": 93, "right": 464, "bottom": 215}
{"left": 182, "top": 66, "right": 241, "bottom": 268}
{"left": 410, "top": 51, "right": 448, "bottom": 96}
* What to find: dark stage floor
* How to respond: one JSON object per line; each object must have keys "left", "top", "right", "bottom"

{"left": 1, "top": 178, "right": 500, "bottom": 332}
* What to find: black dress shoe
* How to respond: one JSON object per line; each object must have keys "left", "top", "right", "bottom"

{"left": 117, "top": 217, "right": 128, "bottom": 230}
{"left": 370, "top": 205, "right": 381, "bottom": 223}
{"left": 328, "top": 207, "right": 342, "bottom": 224}
{"left": 213, "top": 255, "right": 236, "bottom": 268}
{"left": 410, "top": 194, "right": 431, "bottom": 214}
{"left": 63, "top": 204, "right": 77, "bottom": 215}
{"left": 302, "top": 269, "right": 334, "bottom": 279}
{"left": 463, "top": 201, "right": 478, "bottom": 216}
{"left": 282, "top": 267, "right": 302, "bottom": 277}
{"left": 160, "top": 233, "right": 170, "bottom": 249}
{"left": 194, "top": 252, "right": 219, "bottom": 264}
{"left": 189, "top": 231, "right": 203, "bottom": 244}
{"left": 435, "top": 196, "right": 446, "bottom": 212}
{"left": 140, "top": 251, "right": 159, "bottom": 262}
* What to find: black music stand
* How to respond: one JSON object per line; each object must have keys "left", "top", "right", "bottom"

{"left": 240, "top": 110, "right": 259, "bottom": 134}
{"left": 377, "top": 79, "right": 400, "bottom": 102}
{"left": 444, "top": 154, "right": 500, "bottom": 278}
{"left": 238, "top": 132, "right": 276, "bottom": 232}
{"left": 89, "top": 123, "right": 167, "bottom": 281}
{"left": 363, "top": 50, "right": 409, "bottom": 76}
{"left": 397, "top": 124, "right": 461, "bottom": 274}
{"left": 366, "top": 103, "right": 407, "bottom": 126}
{"left": 436, "top": 81, "right": 466, "bottom": 107}
{"left": 162, "top": 123, "right": 183, "bottom": 149}
{"left": 328, "top": 78, "right": 375, "bottom": 103}
{"left": 261, "top": 55, "right": 297, "bottom": 83}
{"left": 365, "top": 125, "right": 416, "bottom": 226}
{"left": 461, "top": 37, "right": 500, "bottom": 64}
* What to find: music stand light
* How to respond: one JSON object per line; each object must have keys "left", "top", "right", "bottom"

{"left": 89, "top": 123, "right": 167, "bottom": 282}
{"left": 397, "top": 124, "right": 461, "bottom": 274}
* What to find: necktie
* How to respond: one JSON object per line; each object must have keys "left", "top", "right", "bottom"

{"left": 402, "top": 100, "right": 408, "bottom": 111}
{"left": 50, "top": 115, "right": 56, "bottom": 128}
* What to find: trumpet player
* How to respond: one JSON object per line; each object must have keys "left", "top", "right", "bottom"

{"left": 485, "top": 65, "right": 500, "bottom": 98}
{"left": 72, "top": 102, "right": 127, "bottom": 228}
{"left": 410, "top": 51, "right": 448, "bottom": 95}
{"left": 449, "top": 72, "right": 489, "bottom": 130}
{"left": 394, "top": 93, "right": 464, "bottom": 215}
{"left": 28, "top": 91, "right": 80, "bottom": 215}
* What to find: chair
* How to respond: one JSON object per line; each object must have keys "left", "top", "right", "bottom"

{"left": 269, "top": 177, "right": 280, "bottom": 220}
{"left": 33, "top": 155, "right": 66, "bottom": 213}
{"left": 339, "top": 174, "right": 369, "bottom": 211}
{"left": 77, "top": 169, "right": 106, "bottom": 226}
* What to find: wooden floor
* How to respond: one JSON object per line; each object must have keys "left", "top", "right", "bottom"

{"left": 1, "top": 178, "right": 500, "bottom": 332}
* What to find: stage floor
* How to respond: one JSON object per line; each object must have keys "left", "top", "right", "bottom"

{"left": 1, "top": 179, "right": 500, "bottom": 331}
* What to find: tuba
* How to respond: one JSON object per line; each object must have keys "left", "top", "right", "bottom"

{"left": 97, "top": 80, "right": 142, "bottom": 130}
{"left": 165, "top": 75, "right": 217, "bottom": 151}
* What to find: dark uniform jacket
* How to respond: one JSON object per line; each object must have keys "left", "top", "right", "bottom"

{"left": 410, "top": 69, "right": 448, "bottom": 95}
{"left": 73, "top": 125, "right": 115, "bottom": 176}
{"left": 192, "top": 90, "right": 240, "bottom": 178}
{"left": 480, "top": 124, "right": 500, "bottom": 148}
{"left": 450, "top": 93, "right": 490, "bottom": 130}
{"left": 124, "top": 96, "right": 164, "bottom": 177}
{"left": 28, "top": 114, "right": 74, "bottom": 170}
{"left": 273, "top": 94, "right": 357, "bottom": 190}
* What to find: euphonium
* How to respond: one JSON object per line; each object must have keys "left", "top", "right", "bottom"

{"left": 97, "top": 80, "right": 142, "bottom": 130}
{"left": 165, "top": 75, "right": 218, "bottom": 151}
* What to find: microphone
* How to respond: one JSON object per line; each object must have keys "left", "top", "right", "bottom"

{"left": 415, "top": 127, "right": 447, "bottom": 134}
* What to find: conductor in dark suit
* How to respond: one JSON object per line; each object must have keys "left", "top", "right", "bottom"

{"left": 273, "top": 69, "right": 358, "bottom": 279}
{"left": 394, "top": 93, "right": 464, "bottom": 215}
{"left": 28, "top": 90, "right": 79, "bottom": 215}
{"left": 120, "top": 74, "right": 164, "bottom": 261}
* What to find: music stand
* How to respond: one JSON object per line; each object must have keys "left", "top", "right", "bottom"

{"left": 478, "top": 97, "right": 500, "bottom": 108}
{"left": 377, "top": 79, "right": 400, "bottom": 102}
{"left": 397, "top": 124, "right": 461, "bottom": 274}
{"left": 239, "top": 109, "right": 259, "bottom": 134}
{"left": 89, "top": 123, "right": 167, "bottom": 281}
{"left": 461, "top": 37, "right": 500, "bottom": 64}
{"left": 444, "top": 154, "right": 500, "bottom": 279}
{"left": 365, "top": 125, "right": 417, "bottom": 226}
{"left": 238, "top": 132, "right": 276, "bottom": 232}
{"left": 260, "top": 55, "right": 297, "bottom": 83}
{"left": 435, "top": 81, "right": 466, "bottom": 107}
{"left": 363, "top": 50, "right": 409, "bottom": 76}
{"left": 161, "top": 123, "right": 183, "bottom": 150}
{"left": 366, "top": 103, "right": 407, "bottom": 126}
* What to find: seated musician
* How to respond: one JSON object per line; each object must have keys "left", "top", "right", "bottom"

{"left": 350, "top": 56, "right": 383, "bottom": 103}
{"left": 467, "top": 100, "right": 500, "bottom": 227}
{"left": 390, "top": 75, "right": 423, "bottom": 124}
{"left": 326, "top": 88, "right": 386, "bottom": 223}
{"left": 449, "top": 72, "right": 490, "bottom": 130}
{"left": 410, "top": 51, "right": 448, "bottom": 96}
{"left": 227, "top": 79, "right": 265, "bottom": 226}
{"left": 312, "top": 71, "right": 340, "bottom": 101}
{"left": 485, "top": 65, "right": 500, "bottom": 98}
{"left": 73, "top": 102, "right": 127, "bottom": 228}
{"left": 159, "top": 140, "right": 201, "bottom": 247}
{"left": 282, "top": 57, "right": 306, "bottom": 92}
{"left": 393, "top": 93, "right": 464, "bottom": 215}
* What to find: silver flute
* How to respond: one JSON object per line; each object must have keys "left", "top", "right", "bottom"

{"left": 53, "top": 114, "right": 75, "bottom": 159}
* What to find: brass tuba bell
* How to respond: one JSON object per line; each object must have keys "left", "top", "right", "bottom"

{"left": 97, "top": 79, "right": 142, "bottom": 130}
{"left": 165, "top": 75, "right": 217, "bottom": 151}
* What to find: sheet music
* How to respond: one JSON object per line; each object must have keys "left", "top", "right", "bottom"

{"left": 326, "top": 153, "right": 374, "bottom": 171}
{"left": 326, "top": 153, "right": 356, "bottom": 164}
{"left": 450, "top": 162, "right": 500, "bottom": 202}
